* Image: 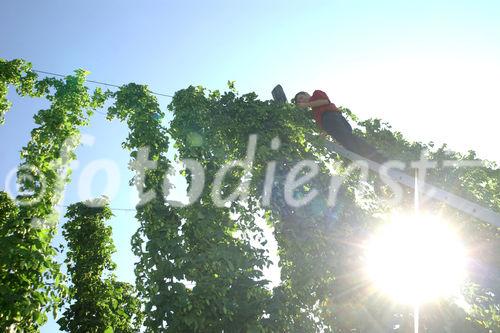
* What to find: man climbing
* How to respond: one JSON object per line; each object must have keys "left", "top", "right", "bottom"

{"left": 294, "top": 90, "right": 387, "bottom": 164}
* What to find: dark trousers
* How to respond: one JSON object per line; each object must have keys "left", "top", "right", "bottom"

{"left": 322, "top": 112, "right": 387, "bottom": 164}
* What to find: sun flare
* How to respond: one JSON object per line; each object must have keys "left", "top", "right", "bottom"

{"left": 365, "top": 213, "right": 467, "bottom": 305}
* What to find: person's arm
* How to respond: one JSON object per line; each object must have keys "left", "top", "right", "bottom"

{"left": 297, "top": 99, "right": 330, "bottom": 109}
{"left": 308, "top": 99, "right": 330, "bottom": 108}
{"left": 303, "top": 90, "right": 332, "bottom": 108}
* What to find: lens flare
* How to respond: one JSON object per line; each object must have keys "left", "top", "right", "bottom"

{"left": 365, "top": 213, "right": 467, "bottom": 304}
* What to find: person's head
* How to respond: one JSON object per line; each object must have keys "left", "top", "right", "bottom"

{"left": 293, "top": 91, "right": 310, "bottom": 105}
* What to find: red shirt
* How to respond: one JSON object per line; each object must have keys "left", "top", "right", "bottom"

{"left": 309, "top": 90, "right": 338, "bottom": 129}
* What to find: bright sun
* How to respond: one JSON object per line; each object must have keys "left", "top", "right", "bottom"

{"left": 364, "top": 213, "right": 467, "bottom": 305}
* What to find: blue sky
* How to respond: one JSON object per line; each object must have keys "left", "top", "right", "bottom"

{"left": 1, "top": 1, "right": 500, "bottom": 331}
